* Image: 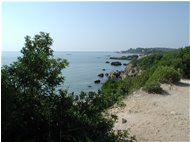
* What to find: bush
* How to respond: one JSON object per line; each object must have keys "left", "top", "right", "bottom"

{"left": 148, "top": 66, "right": 181, "bottom": 84}
{"left": 101, "top": 79, "right": 126, "bottom": 107}
{"left": 143, "top": 81, "right": 162, "bottom": 94}
{"left": 180, "top": 46, "right": 190, "bottom": 78}
{"left": 136, "top": 54, "right": 163, "bottom": 69}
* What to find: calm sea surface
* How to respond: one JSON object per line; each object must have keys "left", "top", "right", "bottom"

{"left": 1, "top": 51, "right": 133, "bottom": 94}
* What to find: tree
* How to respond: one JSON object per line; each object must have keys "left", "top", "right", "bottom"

{"left": 1, "top": 32, "right": 69, "bottom": 142}
{"left": 2, "top": 32, "right": 136, "bottom": 142}
{"left": 2, "top": 32, "right": 68, "bottom": 95}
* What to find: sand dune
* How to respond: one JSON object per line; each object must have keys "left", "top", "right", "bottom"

{"left": 110, "top": 79, "right": 190, "bottom": 142}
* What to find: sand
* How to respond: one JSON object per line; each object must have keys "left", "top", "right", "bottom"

{"left": 109, "top": 79, "right": 190, "bottom": 142}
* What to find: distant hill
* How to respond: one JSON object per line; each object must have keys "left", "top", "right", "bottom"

{"left": 117, "top": 47, "right": 177, "bottom": 54}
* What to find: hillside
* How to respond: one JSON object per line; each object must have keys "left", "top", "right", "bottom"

{"left": 102, "top": 46, "right": 190, "bottom": 99}
{"left": 117, "top": 47, "right": 176, "bottom": 54}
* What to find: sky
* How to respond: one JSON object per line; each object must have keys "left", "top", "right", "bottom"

{"left": 2, "top": 2, "right": 190, "bottom": 51}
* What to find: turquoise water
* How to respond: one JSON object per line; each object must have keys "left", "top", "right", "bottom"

{"left": 1, "top": 51, "right": 132, "bottom": 94}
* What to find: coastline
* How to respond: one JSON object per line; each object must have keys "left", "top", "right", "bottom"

{"left": 109, "top": 79, "right": 190, "bottom": 141}
{"left": 2, "top": 51, "right": 131, "bottom": 93}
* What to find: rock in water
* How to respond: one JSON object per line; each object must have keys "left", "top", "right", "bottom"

{"left": 94, "top": 80, "right": 101, "bottom": 84}
{"left": 98, "top": 73, "right": 104, "bottom": 77}
{"left": 111, "top": 61, "right": 122, "bottom": 66}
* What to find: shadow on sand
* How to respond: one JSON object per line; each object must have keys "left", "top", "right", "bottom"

{"left": 174, "top": 81, "right": 190, "bottom": 87}
{"left": 160, "top": 89, "right": 170, "bottom": 96}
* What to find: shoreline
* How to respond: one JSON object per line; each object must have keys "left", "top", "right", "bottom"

{"left": 109, "top": 79, "right": 190, "bottom": 141}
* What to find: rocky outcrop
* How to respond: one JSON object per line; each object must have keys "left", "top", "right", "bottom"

{"left": 108, "top": 63, "right": 141, "bottom": 79}
{"left": 108, "top": 71, "right": 122, "bottom": 79}
{"left": 98, "top": 73, "right": 104, "bottom": 78}
{"left": 111, "top": 61, "right": 122, "bottom": 66}
{"left": 120, "top": 63, "right": 142, "bottom": 79}
{"left": 123, "top": 63, "right": 141, "bottom": 77}
{"left": 94, "top": 80, "right": 101, "bottom": 84}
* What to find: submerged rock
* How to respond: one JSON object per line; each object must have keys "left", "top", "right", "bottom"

{"left": 102, "top": 69, "right": 106, "bottom": 71}
{"left": 106, "top": 61, "right": 110, "bottom": 63}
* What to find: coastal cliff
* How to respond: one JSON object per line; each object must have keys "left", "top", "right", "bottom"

{"left": 108, "top": 60, "right": 142, "bottom": 80}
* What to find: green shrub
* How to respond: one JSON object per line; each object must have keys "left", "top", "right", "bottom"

{"left": 143, "top": 81, "right": 162, "bottom": 94}
{"left": 148, "top": 66, "right": 181, "bottom": 84}
{"left": 136, "top": 54, "right": 163, "bottom": 69}
{"left": 101, "top": 79, "right": 128, "bottom": 107}
{"left": 180, "top": 46, "right": 190, "bottom": 78}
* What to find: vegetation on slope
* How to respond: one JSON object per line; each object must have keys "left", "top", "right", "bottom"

{"left": 102, "top": 46, "right": 190, "bottom": 103}
{"left": 1, "top": 32, "right": 136, "bottom": 142}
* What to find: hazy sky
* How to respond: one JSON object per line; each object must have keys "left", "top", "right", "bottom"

{"left": 2, "top": 2, "right": 190, "bottom": 51}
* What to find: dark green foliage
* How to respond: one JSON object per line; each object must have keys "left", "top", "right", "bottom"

{"left": 1, "top": 32, "right": 136, "bottom": 142}
{"left": 148, "top": 66, "right": 181, "bottom": 84}
{"left": 101, "top": 79, "right": 124, "bottom": 107}
{"left": 1, "top": 85, "right": 49, "bottom": 142}
{"left": 150, "top": 46, "right": 190, "bottom": 78}
{"left": 134, "top": 53, "right": 163, "bottom": 70}
{"left": 143, "top": 81, "right": 162, "bottom": 94}
{"left": 179, "top": 46, "right": 190, "bottom": 78}
{"left": 2, "top": 32, "right": 68, "bottom": 95}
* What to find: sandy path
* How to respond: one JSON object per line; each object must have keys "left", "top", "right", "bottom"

{"left": 109, "top": 79, "right": 190, "bottom": 142}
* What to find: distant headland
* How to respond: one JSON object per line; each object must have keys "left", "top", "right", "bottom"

{"left": 115, "top": 47, "right": 176, "bottom": 54}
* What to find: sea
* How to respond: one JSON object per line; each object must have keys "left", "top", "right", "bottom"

{"left": 1, "top": 51, "right": 133, "bottom": 94}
